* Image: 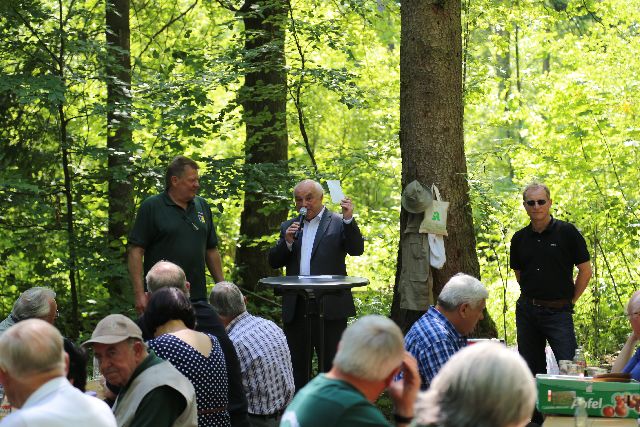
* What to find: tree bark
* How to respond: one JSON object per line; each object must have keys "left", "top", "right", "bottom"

{"left": 392, "top": 0, "right": 496, "bottom": 337}
{"left": 105, "top": 0, "right": 133, "bottom": 299}
{"left": 234, "top": 0, "right": 289, "bottom": 290}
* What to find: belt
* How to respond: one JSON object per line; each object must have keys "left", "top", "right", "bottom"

{"left": 525, "top": 297, "right": 572, "bottom": 309}
{"left": 198, "top": 407, "right": 227, "bottom": 415}
{"left": 248, "top": 409, "right": 284, "bottom": 419}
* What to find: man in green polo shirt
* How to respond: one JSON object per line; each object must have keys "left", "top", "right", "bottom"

{"left": 128, "top": 156, "right": 224, "bottom": 313}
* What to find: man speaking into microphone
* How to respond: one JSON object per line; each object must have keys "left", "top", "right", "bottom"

{"left": 268, "top": 179, "right": 365, "bottom": 391}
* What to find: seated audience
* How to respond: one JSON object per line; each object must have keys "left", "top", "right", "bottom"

{"left": 209, "top": 282, "right": 294, "bottom": 426}
{"left": 140, "top": 260, "right": 249, "bottom": 427}
{"left": 0, "top": 287, "right": 57, "bottom": 335}
{"left": 145, "top": 287, "right": 231, "bottom": 427}
{"left": 612, "top": 290, "right": 640, "bottom": 379}
{"left": 83, "top": 313, "right": 197, "bottom": 427}
{"left": 413, "top": 342, "right": 536, "bottom": 427}
{"left": 280, "top": 315, "right": 420, "bottom": 427}
{"left": 404, "top": 273, "right": 488, "bottom": 389}
{"left": 63, "top": 337, "right": 88, "bottom": 392}
{"left": 0, "top": 319, "right": 116, "bottom": 427}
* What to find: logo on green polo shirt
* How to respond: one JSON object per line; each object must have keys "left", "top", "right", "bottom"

{"left": 198, "top": 212, "right": 205, "bottom": 224}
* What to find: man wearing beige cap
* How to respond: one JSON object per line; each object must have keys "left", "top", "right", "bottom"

{"left": 83, "top": 314, "right": 197, "bottom": 427}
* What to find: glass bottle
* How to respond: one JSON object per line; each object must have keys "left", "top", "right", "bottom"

{"left": 574, "top": 396, "right": 588, "bottom": 427}
{"left": 573, "top": 347, "right": 587, "bottom": 377}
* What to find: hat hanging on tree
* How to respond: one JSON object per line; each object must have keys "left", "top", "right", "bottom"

{"left": 401, "top": 180, "right": 433, "bottom": 214}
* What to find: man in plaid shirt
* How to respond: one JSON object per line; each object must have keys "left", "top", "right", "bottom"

{"left": 404, "top": 273, "right": 488, "bottom": 389}
{"left": 210, "top": 282, "right": 294, "bottom": 427}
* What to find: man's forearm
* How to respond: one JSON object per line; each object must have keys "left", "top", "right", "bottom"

{"left": 572, "top": 262, "right": 592, "bottom": 303}
{"left": 612, "top": 333, "right": 639, "bottom": 373}
{"left": 206, "top": 248, "right": 225, "bottom": 282}
{"left": 128, "top": 246, "right": 145, "bottom": 297}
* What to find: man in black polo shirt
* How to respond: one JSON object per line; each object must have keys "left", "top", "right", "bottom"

{"left": 128, "top": 155, "right": 224, "bottom": 314}
{"left": 510, "top": 183, "right": 592, "bottom": 379}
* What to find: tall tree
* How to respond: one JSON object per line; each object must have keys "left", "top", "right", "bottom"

{"left": 392, "top": 0, "right": 494, "bottom": 335}
{"left": 221, "top": 0, "right": 289, "bottom": 289}
{"left": 105, "top": 0, "right": 134, "bottom": 299}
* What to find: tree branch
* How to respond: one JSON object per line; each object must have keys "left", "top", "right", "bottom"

{"left": 138, "top": 0, "right": 199, "bottom": 59}
{"left": 286, "top": 0, "right": 317, "bottom": 175}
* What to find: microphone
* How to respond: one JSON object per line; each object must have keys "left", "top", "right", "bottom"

{"left": 293, "top": 207, "right": 307, "bottom": 240}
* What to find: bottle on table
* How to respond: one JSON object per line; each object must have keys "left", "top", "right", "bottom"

{"left": 574, "top": 396, "right": 588, "bottom": 427}
{"left": 573, "top": 347, "right": 587, "bottom": 377}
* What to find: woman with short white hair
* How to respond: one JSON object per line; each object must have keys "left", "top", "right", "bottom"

{"left": 412, "top": 342, "right": 536, "bottom": 427}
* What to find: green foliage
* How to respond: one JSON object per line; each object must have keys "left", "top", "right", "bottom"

{"left": 466, "top": 0, "right": 640, "bottom": 358}
{"left": 2, "top": 0, "right": 639, "bottom": 361}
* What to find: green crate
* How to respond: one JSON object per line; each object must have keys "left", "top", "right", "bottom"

{"left": 537, "top": 374, "right": 640, "bottom": 419}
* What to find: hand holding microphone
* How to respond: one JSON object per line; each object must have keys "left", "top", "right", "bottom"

{"left": 293, "top": 207, "right": 307, "bottom": 240}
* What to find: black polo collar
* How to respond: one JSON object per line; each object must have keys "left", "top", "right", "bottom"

{"left": 527, "top": 216, "right": 556, "bottom": 235}
{"left": 161, "top": 191, "right": 194, "bottom": 208}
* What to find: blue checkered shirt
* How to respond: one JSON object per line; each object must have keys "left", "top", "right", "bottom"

{"left": 404, "top": 306, "right": 467, "bottom": 389}
{"left": 226, "top": 312, "right": 295, "bottom": 415}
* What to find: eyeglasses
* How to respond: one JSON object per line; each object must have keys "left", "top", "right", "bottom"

{"left": 525, "top": 199, "right": 547, "bottom": 207}
{"left": 627, "top": 311, "right": 640, "bottom": 319}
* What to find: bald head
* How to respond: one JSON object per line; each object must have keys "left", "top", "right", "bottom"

{"left": 0, "top": 318, "right": 65, "bottom": 378}
{"left": 146, "top": 261, "right": 189, "bottom": 295}
{"left": 628, "top": 291, "right": 640, "bottom": 315}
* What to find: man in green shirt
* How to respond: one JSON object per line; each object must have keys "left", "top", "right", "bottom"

{"left": 83, "top": 314, "right": 197, "bottom": 427}
{"left": 128, "top": 156, "right": 224, "bottom": 313}
{"left": 280, "top": 315, "right": 420, "bottom": 427}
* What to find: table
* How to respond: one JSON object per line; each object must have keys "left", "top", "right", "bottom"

{"left": 543, "top": 415, "right": 637, "bottom": 426}
{"left": 258, "top": 275, "right": 369, "bottom": 383}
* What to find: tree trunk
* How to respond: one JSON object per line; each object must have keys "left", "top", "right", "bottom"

{"left": 105, "top": 0, "right": 133, "bottom": 299}
{"left": 392, "top": 0, "right": 496, "bottom": 337}
{"left": 234, "top": 0, "right": 289, "bottom": 290}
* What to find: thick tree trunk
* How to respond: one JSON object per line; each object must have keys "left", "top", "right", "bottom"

{"left": 105, "top": 0, "right": 133, "bottom": 299}
{"left": 392, "top": 0, "right": 496, "bottom": 337}
{"left": 235, "top": 0, "right": 289, "bottom": 290}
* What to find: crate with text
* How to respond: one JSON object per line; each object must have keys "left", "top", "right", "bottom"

{"left": 537, "top": 374, "right": 640, "bottom": 418}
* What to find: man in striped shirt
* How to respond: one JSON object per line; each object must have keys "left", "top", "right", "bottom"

{"left": 210, "top": 282, "right": 294, "bottom": 427}
{"left": 404, "top": 273, "right": 488, "bottom": 389}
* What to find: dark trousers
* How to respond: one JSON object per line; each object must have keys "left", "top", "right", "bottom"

{"left": 283, "top": 297, "right": 347, "bottom": 392}
{"left": 516, "top": 297, "right": 577, "bottom": 424}
{"left": 516, "top": 297, "right": 577, "bottom": 375}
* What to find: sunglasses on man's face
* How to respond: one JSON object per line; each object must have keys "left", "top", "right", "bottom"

{"left": 525, "top": 199, "right": 547, "bottom": 207}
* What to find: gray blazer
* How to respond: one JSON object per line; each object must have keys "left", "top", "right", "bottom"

{"left": 268, "top": 208, "right": 365, "bottom": 322}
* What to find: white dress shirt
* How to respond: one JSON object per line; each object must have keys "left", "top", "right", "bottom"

{"left": 1, "top": 377, "right": 116, "bottom": 427}
{"left": 286, "top": 207, "right": 353, "bottom": 276}
{"left": 299, "top": 207, "right": 325, "bottom": 275}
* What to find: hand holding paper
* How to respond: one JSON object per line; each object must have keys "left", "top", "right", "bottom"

{"left": 327, "top": 180, "right": 345, "bottom": 204}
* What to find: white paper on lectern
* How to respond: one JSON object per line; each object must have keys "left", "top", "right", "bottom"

{"left": 327, "top": 180, "right": 345, "bottom": 204}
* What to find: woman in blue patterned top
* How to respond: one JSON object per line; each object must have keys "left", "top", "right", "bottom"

{"left": 145, "top": 287, "right": 230, "bottom": 427}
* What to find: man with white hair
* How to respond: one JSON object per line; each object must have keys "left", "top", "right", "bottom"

{"left": 612, "top": 291, "right": 640, "bottom": 379}
{"left": 210, "top": 282, "right": 294, "bottom": 427}
{"left": 0, "top": 287, "right": 57, "bottom": 335}
{"left": 268, "top": 179, "right": 365, "bottom": 391}
{"left": 0, "top": 319, "right": 116, "bottom": 427}
{"left": 280, "top": 315, "right": 420, "bottom": 427}
{"left": 404, "top": 273, "right": 488, "bottom": 389}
